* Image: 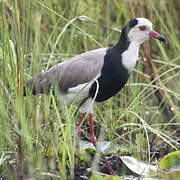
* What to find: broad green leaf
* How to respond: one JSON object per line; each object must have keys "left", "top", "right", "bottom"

{"left": 159, "top": 151, "right": 180, "bottom": 170}
{"left": 120, "top": 156, "right": 158, "bottom": 177}
{"left": 79, "top": 141, "right": 120, "bottom": 154}
{"left": 159, "top": 151, "right": 180, "bottom": 180}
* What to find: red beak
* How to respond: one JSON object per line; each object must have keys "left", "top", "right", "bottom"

{"left": 149, "top": 30, "right": 167, "bottom": 43}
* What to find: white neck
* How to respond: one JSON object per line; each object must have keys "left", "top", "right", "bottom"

{"left": 121, "top": 41, "right": 140, "bottom": 73}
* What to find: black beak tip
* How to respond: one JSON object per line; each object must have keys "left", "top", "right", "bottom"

{"left": 159, "top": 36, "right": 168, "bottom": 44}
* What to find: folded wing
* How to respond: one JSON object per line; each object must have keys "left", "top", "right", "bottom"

{"left": 25, "top": 48, "right": 108, "bottom": 95}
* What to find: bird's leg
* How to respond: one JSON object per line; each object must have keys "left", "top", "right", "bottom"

{"left": 88, "top": 113, "right": 117, "bottom": 176}
{"left": 76, "top": 112, "right": 86, "bottom": 133}
{"left": 88, "top": 113, "right": 97, "bottom": 146}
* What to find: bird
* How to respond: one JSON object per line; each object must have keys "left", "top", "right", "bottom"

{"left": 25, "top": 17, "right": 166, "bottom": 174}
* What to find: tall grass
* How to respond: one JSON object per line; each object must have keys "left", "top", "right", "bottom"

{"left": 0, "top": 0, "right": 179, "bottom": 179}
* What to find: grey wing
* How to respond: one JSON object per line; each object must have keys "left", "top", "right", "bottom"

{"left": 53, "top": 48, "right": 108, "bottom": 92}
{"left": 26, "top": 48, "right": 108, "bottom": 94}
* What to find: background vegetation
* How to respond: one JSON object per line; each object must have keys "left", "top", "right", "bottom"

{"left": 0, "top": 0, "right": 179, "bottom": 179}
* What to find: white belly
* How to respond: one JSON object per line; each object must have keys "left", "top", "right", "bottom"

{"left": 59, "top": 81, "right": 95, "bottom": 113}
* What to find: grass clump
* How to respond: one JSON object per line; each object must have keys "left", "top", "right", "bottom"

{"left": 0, "top": 0, "right": 179, "bottom": 179}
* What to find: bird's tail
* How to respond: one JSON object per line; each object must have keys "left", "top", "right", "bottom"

{"left": 24, "top": 72, "right": 53, "bottom": 96}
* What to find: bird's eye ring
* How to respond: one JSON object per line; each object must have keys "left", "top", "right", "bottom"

{"left": 139, "top": 25, "right": 147, "bottom": 31}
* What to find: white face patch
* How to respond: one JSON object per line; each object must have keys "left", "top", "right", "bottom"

{"left": 128, "top": 18, "right": 153, "bottom": 44}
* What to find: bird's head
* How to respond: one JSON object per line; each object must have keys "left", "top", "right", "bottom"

{"left": 123, "top": 18, "right": 167, "bottom": 44}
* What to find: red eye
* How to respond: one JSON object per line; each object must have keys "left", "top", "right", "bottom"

{"left": 139, "top": 25, "right": 147, "bottom": 31}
